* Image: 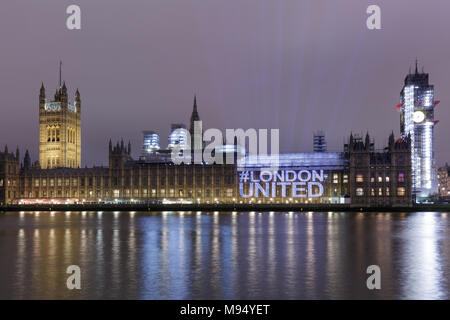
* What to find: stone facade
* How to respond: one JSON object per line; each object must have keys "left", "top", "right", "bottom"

{"left": 346, "top": 133, "right": 412, "bottom": 207}
{"left": 438, "top": 164, "right": 450, "bottom": 200}
{"left": 39, "top": 82, "right": 81, "bottom": 169}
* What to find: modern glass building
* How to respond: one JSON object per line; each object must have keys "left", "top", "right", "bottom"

{"left": 168, "top": 124, "right": 188, "bottom": 150}
{"left": 142, "top": 131, "right": 160, "bottom": 155}
{"left": 399, "top": 62, "right": 438, "bottom": 199}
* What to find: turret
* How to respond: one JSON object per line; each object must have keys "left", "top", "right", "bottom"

{"left": 60, "top": 81, "right": 68, "bottom": 104}
{"left": 365, "top": 132, "right": 370, "bottom": 151}
{"left": 75, "top": 88, "right": 81, "bottom": 110}
{"left": 23, "top": 150, "right": 31, "bottom": 169}
{"left": 128, "top": 141, "right": 131, "bottom": 155}
{"left": 39, "top": 82, "right": 46, "bottom": 110}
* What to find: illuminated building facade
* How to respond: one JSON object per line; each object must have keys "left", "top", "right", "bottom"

{"left": 39, "top": 77, "right": 81, "bottom": 169}
{"left": 399, "top": 62, "right": 438, "bottom": 199}
{"left": 345, "top": 133, "right": 412, "bottom": 206}
{"left": 168, "top": 124, "right": 188, "bottom": 150}
{"left": 438, "top": 164, "right": 450, "bottom": 200}
{"left": 1, "top": 132, "right": 412, "bottom": 206}
{"left": 0, "top": 146, "right": 20, "bottom": 205}
{"left": 7, "top": 133, "right": 411, "bottom": 206}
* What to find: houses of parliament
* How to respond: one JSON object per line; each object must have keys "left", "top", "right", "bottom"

{"left": 0, "top": 70, "right": 413, "bottom": 207}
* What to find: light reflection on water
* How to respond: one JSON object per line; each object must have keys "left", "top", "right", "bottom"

{"left": 0, "top": 211, "right": 449, "bottom": 299}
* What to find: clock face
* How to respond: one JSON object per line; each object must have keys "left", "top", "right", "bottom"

{"left": 413, "top": 111, "right": 425, "bottom": 123}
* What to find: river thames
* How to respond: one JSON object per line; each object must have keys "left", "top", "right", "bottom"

{"left": 0, "top": 211, "right": 449, "bottom": 299}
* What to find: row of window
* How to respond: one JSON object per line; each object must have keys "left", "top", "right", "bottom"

{"left": 355, "top": 172, "right": 405, "bottom": 183}
{"left": 22, "top": 188, "right": 235, "bottom": 199}
{"left": 25, "top": 175, "right": 235, "bottom": 188}
{"left": 356, "top": 187, "right": 406, "bottom": 197}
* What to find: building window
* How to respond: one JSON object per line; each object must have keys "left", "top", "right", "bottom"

{"left": 386, "top": 187, "right": 390, "bottom": 196}
{"left": 226, "top": 189, "right": 233, "bottom": 197}
{"left": 370, "top": 175, "right": 375, "bottom": 183}
{"left": 0, "top": 179, "right": 3, "bottom": 187}
{"left": 398, "top": 172, "right": 405, "bottom": 183}
{"left": 397, "top": 187, "right": 406, "bottom": 196}
{"left": 151, "top": 189, "right": 156, "bottom": 197}
{"left": 377, "top": 173, "right": 383, "bottom": 183}
{"left": 113, "top": 190, "right": 120, "bottom": 198}
{"left": 356, "top": 174, "right": 364, "bottom": 183}
{"left": 343, "top": 175, "right": 348, "bottom": 183}
{"left": 356, "top": 188, "right": 364, "bottom": 196}
{"left": 333, "top": 174, "right": 338, "bottom": 184}
{"left": 371, "top": 188, "right": 375, "bottom": 196}
{"left": 386, "top": 175, "right": 390, "bottom": 183}
{"left": 378, "top": 188, "right": 383, "bottom": 196}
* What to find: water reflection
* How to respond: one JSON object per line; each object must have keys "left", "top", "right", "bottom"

{"left": 0, "top": 211, "right": 449, "bottom": 299}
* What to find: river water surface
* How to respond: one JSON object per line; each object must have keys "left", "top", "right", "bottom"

{"left": 0, "top": 211, "right": 449, "bottom": 299}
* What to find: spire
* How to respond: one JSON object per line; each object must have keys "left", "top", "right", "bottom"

{"left": 191, "top": 95, "right": 199, "bottom": 120}
{"left": 109, "top": 139, "right": 112, "bottom": 152}
{"left": 190, "top": 94, "right": 200, "bottom": 135}
{"left": 365, "top": 132, "right": 370, "bottom": 150}
{"left": 4, "top": 145, "right": 8, "bottom": 154}
{"left": 40, "top": 82, "right": 45, "bottom": 95}
{"left": 128, "top": 141, "right": 131, "bottom": 155}
{"left": 16, "top": 147, "right": 19, "bottom": 160}
{"left": 415, "top": 58, "right": 418, "bottom": 74}
{"left": 59, "top": 60, "right": 62, "bottom": 87}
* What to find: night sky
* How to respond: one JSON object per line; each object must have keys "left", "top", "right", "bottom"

{"left": 0, "top": 0, "right": 449, "bottom": 167}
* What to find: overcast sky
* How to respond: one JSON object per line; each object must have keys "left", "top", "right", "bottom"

{"left": 0, "top": 0, "right": 449, "bottom": 167}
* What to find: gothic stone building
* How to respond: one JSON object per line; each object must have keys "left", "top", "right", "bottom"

{"left": 1, "top": 134, "right": 412, "bottom": 207}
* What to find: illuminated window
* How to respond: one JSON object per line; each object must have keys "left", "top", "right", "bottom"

{"left": 333, "top": 174, "right": 339, "bottom": 184}
{"left": 386, "top": 187, "right": 390, "bottom": 196}
{"left": 151, "top": 189, "right": 156, "bottom": 197}
{"left": 343, "top": 175, "right": 348, "bottom": 183}
{"left": 378, "top": 188, "right": 383, "bottom": 196}
{"left": 398, "top": 172, "right": 405, "bottom": 182}
{"left": 43, "top": 179, "right": 47, "bottom": 187}
{"left": 226, "top": 189, "right": 233, "bottom": 197}
{"left": 397, "top": 187, "right": 406, "bottom": 196}
{"left": 50, "top": 179, "right": 54, "bottom": 187}
{"left": 356, "top": 174, "right": 364, "bottom": 183}
{"left": 386, "top": 175, "right": 390, "bottom": 183}
{"left": 113, "top": 190, "right": 120, "bottom": 198}
{"left": 169, "top": 189, "right": 174, "bottom": 197}
{"left": 370, "top": 175, "right": 375, "bottom": 183}
{"left": 0, "top": 179, "right": 3, "bottom": 187}
{"left": 356, "top": 188, "right": 364, "bottom": 196}
{"left": 378, "top": 173, "right": 383, "bottom": 183}
{"left": 34, "top": 179, "right": 39, "bottom": 187}
{"left": 371, "top": 188, "right": 375, "bottom": 196}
